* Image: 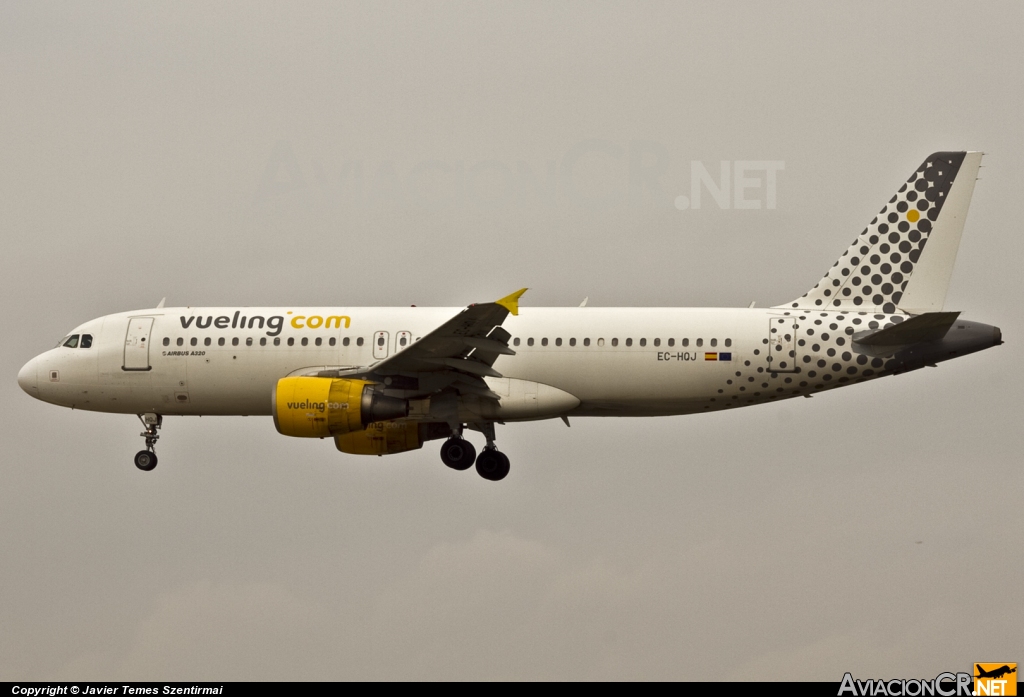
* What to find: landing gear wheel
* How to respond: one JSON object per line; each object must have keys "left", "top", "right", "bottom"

{"left": 440, "top": 438, "right": 476, "bottom": 471}
{"left": 134, "top": 450, "right": 158, "bottom": 471}
{"left": 475, "top": 448, "right": 510, "bottom": 481}
{"left": 136, "top": 413, "right": 162, "bottom": 471}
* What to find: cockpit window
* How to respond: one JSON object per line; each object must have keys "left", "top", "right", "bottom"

{"left": 80, "top": 334, "right": 93, "bottom": 349}
{"left": 62, "top": 335, "right": 80, "bottom": 348}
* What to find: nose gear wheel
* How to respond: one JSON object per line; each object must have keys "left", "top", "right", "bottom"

{"left": 134, "top": 450, "right": 157, "bottom": 471}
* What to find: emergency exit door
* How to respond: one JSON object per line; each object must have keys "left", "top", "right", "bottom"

{"left": 373, "top": 331, "right": 389, "bottom": 360}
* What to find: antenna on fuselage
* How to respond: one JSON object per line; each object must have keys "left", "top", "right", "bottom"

{"left": 156, "top": 297, "right": 166, "bottom": 309}
{"left": 579, "top": 297, "right": 588, "bottom": 307}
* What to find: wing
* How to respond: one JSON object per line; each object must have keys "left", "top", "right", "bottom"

{"left": 324, "top": 288, "right": 527, "bottom": 401}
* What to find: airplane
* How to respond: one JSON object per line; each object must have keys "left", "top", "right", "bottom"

{"left": 17, "top": 152, "right": 1002, "bottom": 481}
{"left": 975, "top": 665, "right": 1016, "bottom": 680}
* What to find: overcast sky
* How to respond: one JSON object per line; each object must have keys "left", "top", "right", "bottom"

{"left": 2, "top": 1, "right": 1021, "bottom": 680}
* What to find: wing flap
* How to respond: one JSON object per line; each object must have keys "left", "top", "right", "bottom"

{"left": 424, "top": 357, "right": 503, "bottom": 378}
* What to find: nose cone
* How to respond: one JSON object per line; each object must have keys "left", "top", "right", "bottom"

{"left": 18, "top": 357, "right": 38, "bottom": 396}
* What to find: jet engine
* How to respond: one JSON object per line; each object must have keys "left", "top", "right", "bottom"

{"left": 272, "top": 377, "right": 408, "bottom": 438}
{"left": 335, "top": 421, "right": 451, "bottom": 455}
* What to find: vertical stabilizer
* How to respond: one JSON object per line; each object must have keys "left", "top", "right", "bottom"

{"left": 779, "top": 152, "right": 982, "bottom": 314}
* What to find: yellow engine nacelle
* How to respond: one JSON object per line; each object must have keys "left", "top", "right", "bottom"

{"left": 335, "top": 422, "right": 424, "bottom": 455}
{"left": 272, "top": 376, "right": 408, "bottom": 438}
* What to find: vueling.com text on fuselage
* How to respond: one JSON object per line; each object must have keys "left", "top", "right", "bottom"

{"left": 179, "top": 312, "right": 351, "bottom": 337}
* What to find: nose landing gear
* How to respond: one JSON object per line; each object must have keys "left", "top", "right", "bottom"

{"left": 134, "top": 450, "right": 157, "bottom": 471}
{"left": 135, "top": 413, "right": 162, "bottom": 471}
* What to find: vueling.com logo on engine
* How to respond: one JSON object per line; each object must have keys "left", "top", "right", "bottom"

{"left": 285, "top": 400, "right": 349, "bottom": 413}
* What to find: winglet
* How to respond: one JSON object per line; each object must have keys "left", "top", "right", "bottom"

{"left": 495, "top": 288, "right": 528, "bottom": 316}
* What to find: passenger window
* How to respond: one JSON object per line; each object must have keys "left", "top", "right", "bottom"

{"left": 315, "top": 337, "right": 322, "bottom": 346}
{"left": 725, "top": 338, "right": 732, "bottom": 347}
{"left": 555, "top": 338, "right": 562, "bottom": 347}
{"left": 232, "top": 338, "right": 239, "bottom": 346}
{"left": 287, "top": 338, "right": 294, "bottom": 346}
{"left": 204, "top": 337, "right": 211, "bottom": 347}
{"left": 625, "top": 338, "right": 632, "bottom": 347}
{"left": 668, "top": 338, "right": 675, "bottom": 347}
{"left": 696, "top": 338, "right": 703, "bottom": 347}
{"left": 274, "top": 338, "right": 280, "bottom": 346}
{"left": 513, "top": 338, "right": 521, "bottom": 346}
{"left": 190, "top": 337, "right": 197, "bottom": 347}
{"left": 528, "top": 338, "right": 534, "bottom": 346}
{"left": 329, "top": 337, "right": 336, "bottom": 347}
{"left": 377, "top": 336, "right": 385, "bottom": 347}
{"left": 301, "top": 337, "right": 308, "bottom": 346}
{"left": 711, "top": 338, "right": 718, "bottom": 347}
{"left": 541, "top": 338, "right": 548, "bottom": 346}
{"left": 653, "top": 338, "right": 660, "bottom": 347}
{"left": 639, "top": 338, "right": 647, "bottom": 347}
{"left": 584, "top": 338, "right": 590, "bottom": 347}
{"left": 682, "top": 338, "right": 689, "bottom": 347}
{"left": 176, "top": 338, "right": 184, "bottom": 347}
{"left": 218, "top": 337, "right": 225, "bottom": 346}
{"left": 399, "top": 336, "right": 407, "bottom": 347}
{"left": 611, "top": 338, "right": 619, "bottom": 347}
{"left": 597, "top": 338, "right": 605, "bottom": 346}
{"left": 569, "top": 338, "right": 576, "bottom": 347}
{"left": 357, "top": 337, "right": 364, "bottom": 346}
{"left": 162, "top": 337, "right": 170, "bottom": 347}
{"left": 260, "top": 338, "right": 267, "bottom": 346}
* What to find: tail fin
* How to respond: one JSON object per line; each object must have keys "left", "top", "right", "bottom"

{"left": 779, "top": 152, "right": 982, "bottom": 314}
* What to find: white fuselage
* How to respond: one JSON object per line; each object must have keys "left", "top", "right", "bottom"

{"left": 20, "top": 305, "right": 830, "bottom": 418}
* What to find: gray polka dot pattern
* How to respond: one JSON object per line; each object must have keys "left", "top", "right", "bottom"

{"left": 783, "top": 152, "right": 966, "bottom": 313}
{"left": 704, "top": 311, "right": 906, "bottom": 411}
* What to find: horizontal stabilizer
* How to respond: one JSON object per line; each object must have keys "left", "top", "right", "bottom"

{"left": 854, "top": 311, "right": 960, "bottom": 346}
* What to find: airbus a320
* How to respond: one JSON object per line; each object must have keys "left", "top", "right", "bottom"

{"left": 18, "top": 152, "right": 1001, "bottom": 481}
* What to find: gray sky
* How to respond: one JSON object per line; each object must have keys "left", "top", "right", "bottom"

{"left": 2, "top": 1, "right": 1021, "bottom": 680}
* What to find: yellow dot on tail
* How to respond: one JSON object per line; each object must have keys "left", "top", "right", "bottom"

{"left": 907, "top": 209, "right": 920, "bottom": 222}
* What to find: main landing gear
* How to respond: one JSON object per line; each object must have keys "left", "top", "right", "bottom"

{"left": 134, "top": 413, "right": 162, "bottom": 472}
{"left": 474, "top": 448, "right": 510, "bottom": 482}
{"left": 440, "top": 436, "right": 476, "bottom": 471}
{"left": 439, "top": 422, "right": 511, "bottom": 481}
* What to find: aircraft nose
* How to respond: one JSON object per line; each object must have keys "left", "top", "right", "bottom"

{"left": 17, "top": 357, "right": 38, "bottom": 395}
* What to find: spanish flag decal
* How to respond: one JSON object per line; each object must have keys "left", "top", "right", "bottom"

{"left": 704, "top": 352, "right": 732, "bottom": 361}
{"left": 705, "top": 353, "right": 717, "bottom": 361}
